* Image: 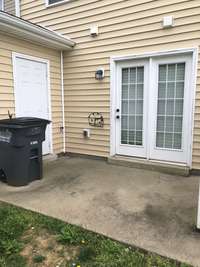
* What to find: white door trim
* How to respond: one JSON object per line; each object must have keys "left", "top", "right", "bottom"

{"left": 12, "top": 52, "right": 53, "bottom": 154}
{"left": 110, "top": 47, "right": 198, "bottom": 167}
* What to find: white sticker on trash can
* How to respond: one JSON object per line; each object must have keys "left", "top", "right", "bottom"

{"left": 0, "top": 130, "right": 12, "bottom": 143}
{"left": 30, "top": 141, "right": 38, "bottom": 145}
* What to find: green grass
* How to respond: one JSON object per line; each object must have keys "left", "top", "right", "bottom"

{"left": 32, "top": 254, "right": 46, "bottom": 263}
{"left": 0, "top": 202, "right": 192, "bottom": 267}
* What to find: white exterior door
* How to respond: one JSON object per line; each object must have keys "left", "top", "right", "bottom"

{"left": 115, "top": 54, "right": 193, "bottom": 165}
{"left": 13, "top": 55, "right": 51, "bottom": 155}
{"left": 149, "top": 55, "right": 192, "bottom": 163}
{"left": 116, "top": 60, "right": 149, "bottom": 158}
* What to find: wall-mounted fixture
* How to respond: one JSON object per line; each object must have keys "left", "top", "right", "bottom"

{"left": 88, "top": 112, "right": 104, "bottom": 128}
{"left": 95, "top": 68, "right": 105, "bottom": 80}
{"left": 90, "top": 25, "right": 99, "bottom": 37}
{"left": 163, "top": 16, "right": 174, "bottom": 28}
{"left": 83, "top": 129, "right": 90, "bottom": 138}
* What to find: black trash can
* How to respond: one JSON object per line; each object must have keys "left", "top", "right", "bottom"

{"left": 0, "top": 117, "right": 51, "bottom": 186}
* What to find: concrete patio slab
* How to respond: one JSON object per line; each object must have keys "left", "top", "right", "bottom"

{"left": 0, "top": 157, "right": 199, "bottom": 266}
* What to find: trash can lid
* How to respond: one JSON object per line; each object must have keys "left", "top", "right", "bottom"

{"left": 0, "top": 117, "right": 51, "bottom": 129}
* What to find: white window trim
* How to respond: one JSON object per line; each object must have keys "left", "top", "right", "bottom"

{"left": 1, "top": 0, "right": 4, "bottom": 11}
{"left": 45, "top": 0, "right": 70, "bottom": 8}
{"left": 110, "top": 47, "right": 198, "bottom": 168}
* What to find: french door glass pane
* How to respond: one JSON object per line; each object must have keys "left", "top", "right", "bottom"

{"left": 156, "top": 63, "right": 185, "bottom": 149}
{"left": 121, "top": 67, "right": 144, "bottom": 146}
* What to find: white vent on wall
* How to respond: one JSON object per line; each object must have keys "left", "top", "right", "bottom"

{"left": 90, "top": 25, "right": 99, "bottom": 37}
{"left": 163, "top": 16, "right": 174, "bottom": 28}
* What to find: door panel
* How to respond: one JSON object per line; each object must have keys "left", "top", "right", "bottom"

{"left": 121, "top": 67, "right": 144, "bottom": 146}
{"left": 14, "top": 56, "right": 51, "bottom": 155}
{"left": 149, "top": 55, "right": 192, "bottom": 163}
{"left": 116, "top": 60, "right": 148, "bottom": 158}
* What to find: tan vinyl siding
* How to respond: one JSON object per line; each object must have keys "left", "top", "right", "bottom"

{"left": 0, "top": 32, "right": 63, "bottom": 154}
{"left": 21, "top": 0, "right": 200, "bottom": 167}
{"left": 4, "top": 0, "right": 15, "bottom": 15}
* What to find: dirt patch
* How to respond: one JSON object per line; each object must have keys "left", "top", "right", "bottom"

{"left": 20, "top": 228, "right": 79, "bottom": 267}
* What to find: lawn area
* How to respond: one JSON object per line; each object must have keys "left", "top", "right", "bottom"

{"left": 0, "top": 202, "right": 192, "bottom": 267}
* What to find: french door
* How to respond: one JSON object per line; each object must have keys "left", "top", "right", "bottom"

{"left": 115, "top": 54, "right": 193, "bottom": 164}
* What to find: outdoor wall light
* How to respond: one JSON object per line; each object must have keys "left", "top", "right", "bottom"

{"left": 95, "top": 68, "right": 105, "bottom": 80}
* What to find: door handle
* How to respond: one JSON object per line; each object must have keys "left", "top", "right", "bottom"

{"left": 116, "top": 115, "right": 120, "bottom": 119}
{"left": 116, "top": 108, "right": 120, "bottom": 113}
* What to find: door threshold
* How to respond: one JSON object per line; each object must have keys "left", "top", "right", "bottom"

{"left": 108, "top": 155, "right": 190, "bottom": 176}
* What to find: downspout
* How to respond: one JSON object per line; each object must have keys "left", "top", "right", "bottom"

{"left": 61, "top": 51, "right": 66, "bottom": 153}
{"left": 15, "top": 0, "right": 20, "bottom": 17}
{"left": 197, "top": 186, "right": 200, "bottom": 229}
{"left": 2, "top": 0, "right": 4, "bottom": 11}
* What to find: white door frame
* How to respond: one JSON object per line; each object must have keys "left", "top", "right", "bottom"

{"left": 12, "top": 52, "right": 53, "bottom": 154}
{"left": 110, "top": 48, "right": 198, "bottom": 167}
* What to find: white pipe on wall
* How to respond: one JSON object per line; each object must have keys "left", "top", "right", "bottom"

{"left": 197, "top": 182, "right": 200, "bottom": 229}
{"left": 2, "top": 0, "right": 4, "bottom": 11}
{"left": 61, "top": 51, "right": 66, "bottom": 153}
{"left": 15, "top": 0, "right": 20, "bottom": 17}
